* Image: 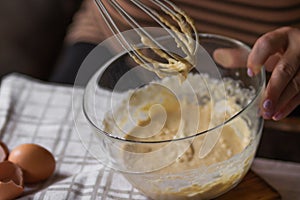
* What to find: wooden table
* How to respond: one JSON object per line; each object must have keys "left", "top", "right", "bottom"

{"left": 217, "top": 171, "right": 280, "bottom": 200}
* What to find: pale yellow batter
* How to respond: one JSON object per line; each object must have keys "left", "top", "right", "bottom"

{"left": 103, "top": 74, "right": 255, "bottom": 199}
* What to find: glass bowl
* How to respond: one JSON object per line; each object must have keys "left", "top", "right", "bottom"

{"left": 82, "top": 32, "right": 265, "bottom": 199}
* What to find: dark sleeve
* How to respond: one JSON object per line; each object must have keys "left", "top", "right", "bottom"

{"left": 50, "top": 42, "right": 97, "bottom": 84}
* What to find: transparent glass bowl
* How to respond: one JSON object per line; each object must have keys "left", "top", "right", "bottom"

{"left": 82, "top": 33, "right": 265, "bottom": 199}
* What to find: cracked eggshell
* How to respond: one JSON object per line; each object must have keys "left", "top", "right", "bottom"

{"left": 0, "top": 161, "right": 24, "bottom": 200}
{"left": 0, "top": 141, "right": 9, "bottom": 162}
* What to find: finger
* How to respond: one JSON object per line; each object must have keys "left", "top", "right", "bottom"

{"left": 262, "top": 46, "right": 300, "bottom": 119}
{"left": 273, "top": 70, "right": 300, "bottom": 117}
{"left": 264, "top": 53, "right": 281, "bottom": 72}
{"left": 272, "top": 92, "right": 300, "bottom": 121}
{"left": 213, "top": 48, "right": 249, "bottom": 68}
{"left": 247, "top": 27, "right": 289, "bottom": 74}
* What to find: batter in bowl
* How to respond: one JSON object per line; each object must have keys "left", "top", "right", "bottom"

{"left": 103, "top": 73, "right": 257, "bottom": 199}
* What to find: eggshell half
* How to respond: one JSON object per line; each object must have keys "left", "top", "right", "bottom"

{"left": 0, "top": 141, "right": 9, "bottom": 162}
{"left": 8, "top": 143, "right": 55, "bottom": 184}
{"left": 0, "top": 161, "right": 24, "bottom": 200}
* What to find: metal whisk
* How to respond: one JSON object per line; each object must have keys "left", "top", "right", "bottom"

{"left": 94, "top": 0, "right": 199, "bottom": 78}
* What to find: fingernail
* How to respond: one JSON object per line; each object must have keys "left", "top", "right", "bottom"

{"left": 247, "top": 68, "right": 254, "bottom": 77}
{"left": 272, "top": 112, "right": 283, "bottom": 121}
{"left": 263, "top": 99, "right": 272, "bottom": 110}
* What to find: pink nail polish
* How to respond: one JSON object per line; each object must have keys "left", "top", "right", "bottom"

{"left": 263, "top": 99, "right": 272, "bottom": 110}
{"left": 247, "top": 68, "right": 254, "bottom": 77}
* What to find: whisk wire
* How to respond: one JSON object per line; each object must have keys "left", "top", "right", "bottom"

{"left": 95, "top": 0, "right": 155, "bottom": 71}
{"left": 94, "top": 0, "right": 198, "bottom": 78}
{"left": 151, "top": 0, "right": 197, "bottom": 55}
{"left": 110, "top": 0, "right": 177, "bottom": 61}
{"left": 94, "top": 0, "right": 131, "bottom": 52}
{"left": 130, "top": 0, "right": 193, "bottom": 61}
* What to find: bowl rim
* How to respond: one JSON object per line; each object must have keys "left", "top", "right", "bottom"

{"left": 83, "top": 33, "right": 266, "bottom": 144}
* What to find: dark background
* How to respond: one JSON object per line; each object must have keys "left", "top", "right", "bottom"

{"left": 0, "top": 0, "right": 82, "bottom": 80}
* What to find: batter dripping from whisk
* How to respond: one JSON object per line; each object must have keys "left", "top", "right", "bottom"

{"left": 95, "top": 0, "right": 198, "bottom": 80}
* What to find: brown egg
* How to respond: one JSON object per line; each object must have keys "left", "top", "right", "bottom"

{"left": 0, "top": 161, "right": 24, "bottom": 200}
{"left": 0, "top": 141, "right": 9, "bottom": 162}
{"left": 8, "top": 144, "right": 55, "bottom": 184}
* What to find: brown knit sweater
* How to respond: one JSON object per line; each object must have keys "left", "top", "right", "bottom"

{"left": 66, "top": 0, "right": 300, "bottom": 46}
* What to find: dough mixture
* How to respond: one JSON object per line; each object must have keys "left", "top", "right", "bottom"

{"left": 103, "top": 74, "right": 256, "bottom": 199}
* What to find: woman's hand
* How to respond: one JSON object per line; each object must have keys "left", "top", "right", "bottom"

{"left": 248, "top": 27, "right": 300, "bottom": 120}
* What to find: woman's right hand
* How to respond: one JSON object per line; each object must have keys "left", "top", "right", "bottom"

{"left": 247, "top": 26, "right": 300, "bottom": 120}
